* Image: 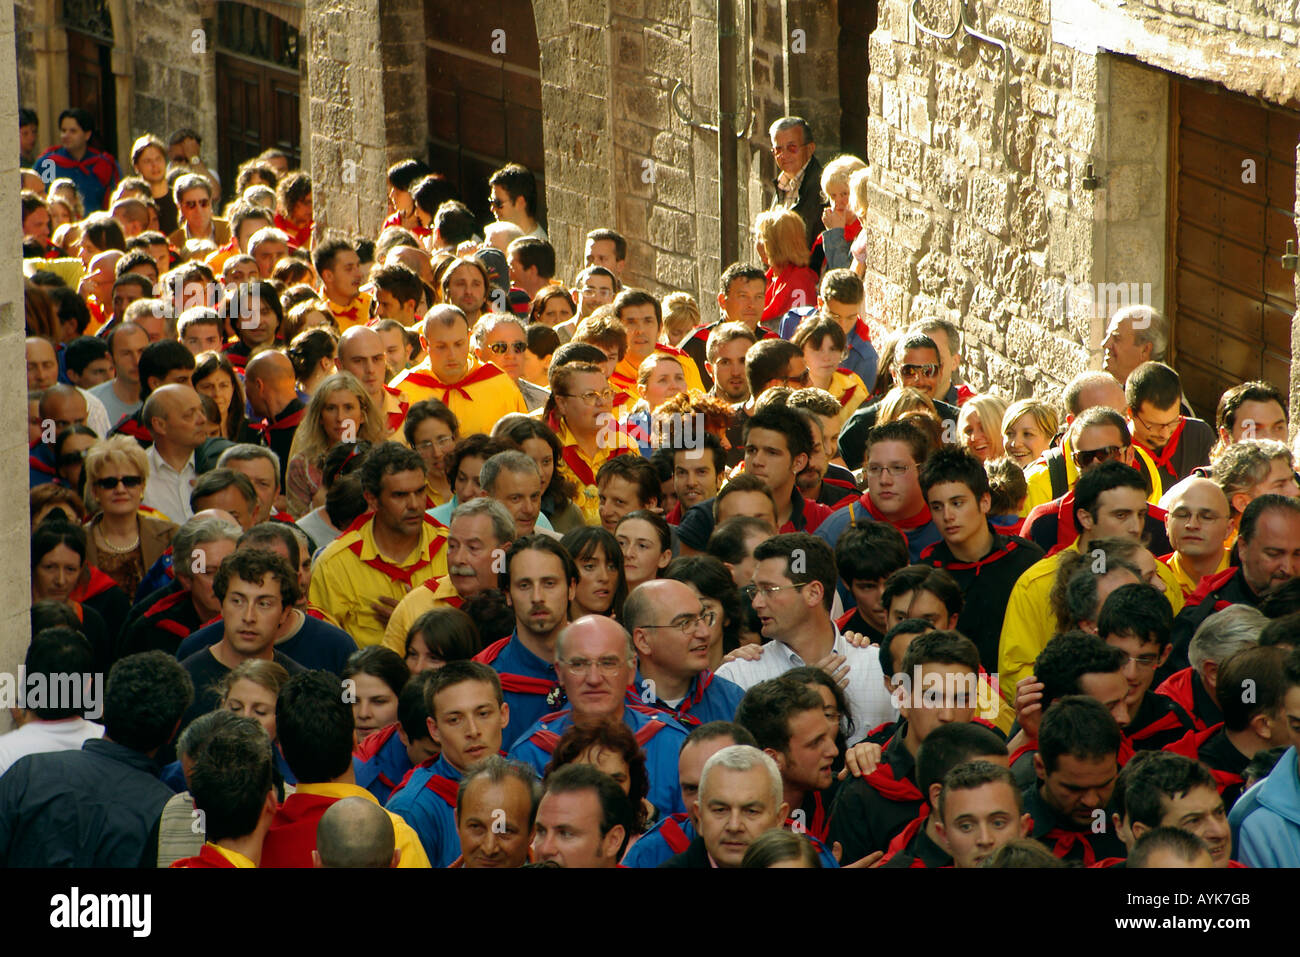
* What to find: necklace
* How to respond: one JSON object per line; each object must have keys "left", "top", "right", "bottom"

{"left": 96, "top": 522, "right": 140, "bottom": 554}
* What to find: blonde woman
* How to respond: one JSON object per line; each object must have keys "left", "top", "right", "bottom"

{"left": 661, "top": 292, "right": 700, "bottom": 348}
{"left": 876, "top": 386, "right": 939, "bottom": 427}
{"left": 847, "top": 167, "right": 871, "bottom": 280}
{"left": 82, "top": 434, "right": 178, "bottom": 597}
{"left": 218, "top": 658, "right": 294, "bottom": 795}
{"left": 1001, "top": 398, "right": 1060, "bottom": 469}
{"left": 285, "top": 371, "right": 386, "bottom": 517}
{"left": 755, "top": 208, "right": 818, "bottom": 323}
{"left": 957, "top": 394, "right": 1009, "bottom": 463}
{"left": 816, "top": 154, "right": 867, "bottom": 272}
{"left": 628, "top": 354, "right": 689, "bottom": 451}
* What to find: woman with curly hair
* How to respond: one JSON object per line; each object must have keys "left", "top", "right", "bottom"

{"left": 500, "top": 416, "right": 585, "bottom": 533}
{"left": 545, "top": 722, "right": 654, "bottom": 833}
{"left": 285, "top": 371, "right": 386, "bottom": 517}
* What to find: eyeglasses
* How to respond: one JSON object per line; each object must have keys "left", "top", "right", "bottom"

{"left": 93, "top": 475, "right": 144, "bottom": 490}
{"left": 642, "top": 610, "right": 717, "bottom": 635}
{"left": 487, "top": 341, "right": 528, "bottom": 355}
{"left": 560, "top": 389, "right": 615, "bottom": 406}
{"left": 559, "top": 655, "right": 628, "bottom": 676}
{"left": 415, "top": 437, "right": 456, "bottom": 453}
{"left": 1073, "top": 445, "right": 1125, "bottom": 467}
{"left": 866, "top": 464, "right": 914, "bottom": 478}
{"left": 899, "top": 363, "right": 939, "bottom": 378}
{"left": 1120, "top": 653, "right": 1161, "bottom": 670}
{"left": 785, "top": 369, "right": 812, "bottom": 386}
{"left": 743, "top": 582, "right": 808, "bottom": 600}
{"left": 1133, "top": 410, "right": 1183, "bottom": 437}
{"left": 1169, "top": 508, "right": 1229, "bottom": 523}
{"left": 181, "top": 198, "right": 210, "bottom": 210}
{"left": 772, "top": 143, "right": 807, "bottom": 156}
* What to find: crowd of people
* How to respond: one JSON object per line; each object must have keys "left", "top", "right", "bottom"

{"left": 5, "top": 104, "right": 1299, "bottom": 871}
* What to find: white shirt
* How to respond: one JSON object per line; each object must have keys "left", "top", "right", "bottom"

{"left": 522, "top": 223, "right": 549, "bottom": 242}
{"left": 78, "top": 387, "right": 111, "bottom": 438}
{"left": 0, "top": 717, "right": 104, "bottom": 776}
{"left": 141, "top": 444, "right": 196, "bottom": 524}
{"left": 715, "top": 626, "right": 897, "bottom": 745}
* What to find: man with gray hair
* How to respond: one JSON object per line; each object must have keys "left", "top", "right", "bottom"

{"left": 218, "top": 443, "right": 283, "bottom": 524}
{"left": 480, "top": 450, "right": 548, "bottom": 538}
{"left": 382, "top": 496, "right": 516, "bottom": 653}
{"left": 140, "top": 383, "right": 206, "bottom": 523}
{"left": 768, "top": 116, "right": 824, "bottom": 250}
{"left": 473, "top": 313, "right": 549, "bottom": 412}
{"left": 1166, "top": 493, "right": 1300, "bottom": 677}
{"left": 1102, "top": 304, "right": 1168, "bottom": 389}
{"left": 120, "top": 515, "right": 243, "bottom": 656}
{"left": 453, "top": 755, "right": 541, "bottom": 868}
{"left": 1211, "top": 439, "right": 1299, "bottom": 529}
{"left": 313, "top": 797, "right": 399, "bottom": 868}
{"left": 1158, "top": 603, "right": 1266, "bottom": 733}
{"left": 507, "top": 613, "right": 690, "bottom": 815}
{"left": 391, "top": 303, "right": 527, "bottom": 436}
{"left": 661, "top": 743, "right": 788, "bottom": 868}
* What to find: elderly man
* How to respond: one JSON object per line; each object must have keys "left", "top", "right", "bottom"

{"left": 1102, "top": 304, "right": 1169, "bottom": 389}
{"left": 140, "top": 384, "right": 206, "bottom": 523}
{"left": 391, "top": 305, "right": 527, "bottom": 436}
{"left": 244, "top": 351, "right": 305, "bottom": 495}
{"left": 507, "top": 614, "right": 690, "bottom": 815}
{"left": 768, "top": 116, "right": 825, "bottom": 250}
{"left": 480, "top": 450, "right": 552, "bottom": 538}
{"left": 336, "top": 325, "right": 409, "bottom": 438}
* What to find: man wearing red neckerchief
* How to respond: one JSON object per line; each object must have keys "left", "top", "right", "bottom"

{"left": 313, "top": 238, "right": 372, "bottom": 332}
{"left": 609, "top": 289, "right": 705, "bottom": 395}
{"left": 309, "top": 443, "right": 449, "bottom": 648}
{"left": 882, "top": 723, "right": 1010, "bottom": 868}
{"left": 932, "top": 760, "right": 1033, "bottom": 868}
{"left": 1126, "top": 361, "right": 1216, "bottom": 489}
{"left": 813, "top": 419, "right": 941, "bottom": 563}
{"left": 1022, "top": 696, "right": 1126, "bottom": 865}
{"left": 273, "top": 170, "right": 313, "bottom": 250}
{"left": 391, "top": 305, "right": 527, "bottom": 439}
{"left": 336, "top": 325, "right": 409, "bottom": 440}
{"left": 827, "top": 631, "right": 984, "bottom": 862}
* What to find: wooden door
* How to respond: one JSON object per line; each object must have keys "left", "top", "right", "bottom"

{"left": 1169, "top": 79, "right": 1300, "bottom": 414}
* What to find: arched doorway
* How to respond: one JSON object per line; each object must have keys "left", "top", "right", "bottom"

{"left": 61, "top": 0, "right": 117, "bottom": 156}
{"left": 424, "top": 0, "right": 545, "bottom": 226}
{"left": 215, "top": 2, "right": 302, "bottom": 200}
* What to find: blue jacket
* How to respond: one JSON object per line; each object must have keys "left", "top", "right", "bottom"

{"left": 1231, "top": 747, "right": 1300, "bottom": 868}
{"left": 508, "top": 705, "right": 689, "bottom": 815}
{"left": 622, "top": 812, "right": 697, "bottom": 867}
{"left": 775, "top": 307, "right": 878, "bottom": 389}
{"left": 353, "top": 724, "right": 415, "bottom": 806}
{"left": 472, "top": 633, "right": 561, "bottom": 744}
{"left": 629, "top": 668, "right": 745, "bottom": 727}
{"left": 385, "top": 754, "right": 463, "bottom": 867}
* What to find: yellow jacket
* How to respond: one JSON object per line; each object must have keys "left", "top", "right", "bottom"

{"left": 829, "top": 369, "right": 869, "bottom": 422}
{"left": 552, "top": 417, "right": 639, "bottom": 526}
{"left": 994, "top": 541, "right": 1185, "bottom": 733}
{"left": 1023, "top": 434, "right": 1165, "bottom": 513}
{"left": 293, "top": 782, "right": 431, "bottom": 867}
{"left": 382, "top": 574, "right": 462, "bottom": 654}
{"left": 309, "top": 515, "right": 449, "bottom": 648}
{"left": 391, "top": 355, "right": 527, "bottom": 438}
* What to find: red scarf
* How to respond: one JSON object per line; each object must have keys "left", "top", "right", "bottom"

{"left": 256, "top": 405, "right": 305, "bottom": 445}
{"left": 424, "top": 774, "right": 460, "bottom": 808}
{"left": 881, "top": 804, "right": 930, "bottom": 863}
{"left": 344, "top": 514, "right": 447, "bottom": 586}
{"left": 860, "top": 493, "right": 932, "bottom": 533}
{"left": 785, "top": 790, "right": 828, "bottom": 842}
{"left": 560, "top": 441, "right": 631, "bottom": 488}
{"left": 863, "top": 736, "right": 925, "bottom": 802}
{"left": 400, "top": 362, "right": 504, "bottom": 403}
{"left": 474, "top": 636, "right": 559, "bottom": 697}
{"left": 1134, "top": 418, "right": 1187, "bottom": 472}
{"left": 273, "top": 212, "right": 312, "bottom": 250}
{"left": 1042, "top": 827, "right": 1099, "bottom": 866}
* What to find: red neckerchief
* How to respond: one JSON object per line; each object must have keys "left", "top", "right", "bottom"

{"left": 1055, "top": 489, "right": 1077, "bottom": 549}
{"left": 114, "top": 416, "right": 153, "bottom": 444}
{"left": 1042, "top": 826, "right": 1099, "bottom": 866}
{"left": 785, "top": 790, "right": 829, "bottom": 842}
{"left": 659, "top": 813, "right": 693, "bottom": 854}
{"left": 273, "top": 212, "right": 312, "bottom": 249}
{"left": 353, "top": 722, "right": 399, "bottom": 761}
{"left": 420, "top": 575, "right": 464, "bottom": 608}
{"left": 29, "top": 453, "right": 56, "bottom": 476}
{"left": 256, "top": 404, "right": 305, "bottom": 445}
{"left": 327, "top": 298, "right": 365, "bottom": 327}
{"left": 1185, "top": 566, "right": 1239, "bottom": 608}
{"left": 384, "top": 385, "right": 410, "bottom": 433}
{"left": 1162, "top": 722, "right": 1245, "bottom": 794}
{"left": 881, "top": 804, "right": 930, "bottom": 863}
{"left": 863, "top": 735, "right": 924, "bottom": 802}
{"left": 401, "top": 362, "right": 504, "bottom": 403}
{"left": 1128, "top": 707, "right": 1184, "bottom": 744}
{"left": 382, "top": 210, "right": 431, "bottom": 238}
{"left": 861, "top": 492, "right": 931, "bottom": 533}
{"left": 344, "top": 514, "right": 447, "bottom": 586}
{"left": 921, "top": 532, "right": 1029, "bottom": 577}
{"left": 838, "top": 378, "right": 858, "bottom": 409}
{"left": 561, "top": 441, "right": 631, "bottom": 488}
{"left": 852, "top": 318, "right": 871, "bottom": 344}
{"left": 1156, "top": 668, "right": 1204, "bottom": 731}
{"left": 664, "top": 501, "right": 684, "bottom": 525}
{"left": 1133, "top": 417, "right": 1187, "bottom": 472}
{"left": 473, "top": 635, "right": 559, "bottom": 697}
{"left": 425, "top": 774, "right": 460, "bottom": 808}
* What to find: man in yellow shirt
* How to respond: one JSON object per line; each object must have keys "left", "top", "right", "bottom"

{"left": 1159, "top": 477, "right": 1232, "bottom": 598}
{"left": 383, "top": 498, "right": 516, "bottom": 653}
{"left": 313, "top": 238, "right": 372, "bottom": 331}
{"left": 997, "top": 461, "right": 1185, "bottom": 732}
{"left": 609, "top": 289, "right": 705, "bottom": 394}
{"left": 310, "top": 443, "right": 448, "bottom": 648}
{"left": 391, "top": 304, "right": 527, "bottom": 437}
{"left": 260, "top": 671, "right": 430, "bottom": 867}
{"left": 545, "top": 361, "right": 638, "bottom": 525}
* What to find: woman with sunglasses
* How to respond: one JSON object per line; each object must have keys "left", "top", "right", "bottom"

{"left": 82, "top": 434, "right": 178, "bottom": 600}
{"left": 53, "top": 425, "right": 98, "bottom": 497}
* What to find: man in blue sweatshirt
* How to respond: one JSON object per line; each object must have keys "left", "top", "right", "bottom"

{"left": 1229, "top": 648, "right": 1300, "bottom": 867}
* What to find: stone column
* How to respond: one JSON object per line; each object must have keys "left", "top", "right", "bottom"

{"left": 1, "top": 0, "right": 33, "bottom": 730}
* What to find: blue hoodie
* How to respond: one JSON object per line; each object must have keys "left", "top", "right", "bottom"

{"left": 1230, "top": 747, "right": 1300, "bottom": 868}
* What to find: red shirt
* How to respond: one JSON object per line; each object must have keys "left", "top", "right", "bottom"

{"left": 761, "top": 264, "right": 819, "bottom": 322}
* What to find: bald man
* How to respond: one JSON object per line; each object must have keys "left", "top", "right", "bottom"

{"left": 140, "top": 384, "right": 205, "bottom": 523}
{"left": 1159, "top": 477, "right": 1233, "bottom": 597}
{"left": 38, "top": 384, "right": 88, "bottom": 434}
{"left": 1065, "top": 371, "right": 1127, "bottom": 424}
{"left": 336, "top": 326, "right": 409, "bottom": 439}
{"left": 386, "top": 245, "right": 435, "bottom": 286}
{"left": 506, "top": 614, "right": 690, "bottom": 815}
{"left": 25, "top": 336, "right": 59, "bottom": 390}
{"left": 313, "top": 797, "right": 400, "bottom": 868}
{"left": 624, "top": 580, "right": 746, "bottom": 727}
{"left": 244, "top": 350, "right": 305, "bottom": 494}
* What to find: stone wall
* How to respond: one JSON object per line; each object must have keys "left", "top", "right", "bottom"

{"left": 2, "top": 0, "right": 32, "bottom": 728}
{"left": 863, "top": 0, "right": 1300, "bottom": 404}
{"left": 130, "top": 0, "right": 217, "bottom": 157}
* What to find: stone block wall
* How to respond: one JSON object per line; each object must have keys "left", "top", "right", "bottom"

{"left": 863, "top": 0, "right": 1300, "bottom": 404}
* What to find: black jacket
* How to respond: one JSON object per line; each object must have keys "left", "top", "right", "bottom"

{"left": 1164, "top": 567, "right": 1261, "bottom": 678}
{"left": 771, "top": 154, "right": 826, "bottom": 251}
{"left": 0, "top": 738, "right": 173, "bottom": 867}
{"left": 659, "top": 834, "right": 714, "bottom": 868}
{"left": 826, "top": 720, "right": 925, "bottom": 862}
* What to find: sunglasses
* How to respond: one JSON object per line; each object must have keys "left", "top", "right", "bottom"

{"left": 1073, "top": 446, "right": 1125, "bottom": 467}
{"left": 899, "top": 363, "right": 939, "bottom": 378}
{"left": 487, "top": 341, "right": 528, "bottom": 354}
{"left": 93, "top": 475, "right": 144, "bottom": 491}
{"left": 181, "top": 198, "right": 211, "bottom": 210}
